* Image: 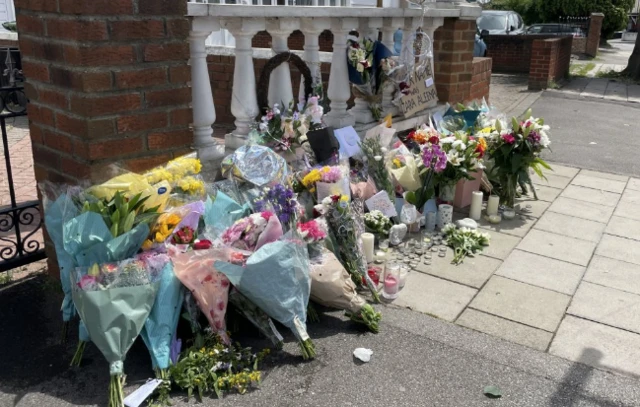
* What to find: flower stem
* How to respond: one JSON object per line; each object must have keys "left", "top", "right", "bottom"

{"left": 70, "top": 340, "right": 86, "bottom": 367}
{"left": 61, "top": 321, "right": 68, "bottom": 345}
{"left": 109, "top": 374, "right": 124, "bottom": 407}
{"left": 299, "top": 339, "right": 316, "bottom": 360}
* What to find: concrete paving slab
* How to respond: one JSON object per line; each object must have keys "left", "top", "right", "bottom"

{"left": 569, "top": 282, "right": 640, "bottom": 334}
{"left": 480, "top": 230, "right": 521, "bottom": 260}
{"left": 604, "top": 81, "right": 628, "bottom": 102}
{"left": 560, "top": 185, "right": 620, "bottom": 207}
{"left": 605, "top": 216, "right": 640, "bottom": 241}
{"left": 470, "top": 276, "right": 571, "bottom": 332}
{"left": 626, "top": 177, "right": 640, "bottom": 191}
{"left": 534, "top": 211, "right": 605, "bottom": 243}
{"left": 578, "top": 169, "right": 629, "bottom": 183}
{"left": 584, "top": 255, "right": 640, "bottom": 296}
{"left": 560, "top": 77, "right": 591, "bottom": 95}
{"left": 514, "top": 197, "right": 550, "bottom": 218}
{"left": 517, "top": 229, "right": 597, "bottom": 266}
{"left": 548, "top": 196, "right": 614, "bottom": 223}
{"left": 550, "top": 315, "right": 640, "bottom": 377}
{"left": 628, "top": 84, "right": 640, "bottom": 103}
{"left": 529, "top": 184, "right": 561, "bottom": 202}
{"left": 570, "top": 173, "right": 627, "bottom": 193}
{"left": 580, "top": 78, "right": 609, "bottom": 98}
{"left": 495, "top": 249, "right": 585, "bottom": 295}
{"left": 531, "top": 173, "right": 572, "bottom": 189}
{"left": 620, "top": 187, "right": 640, "bottom": 203}
{"left": 613, "top": 200, "right": 640, "bottom": 221}
{"left": 456, "top": 308, "right": 553, "bottom": 352}
{"left": 477, "top": 214, "right": 535, "bottom": 238}
{"left": 596, "top": 234, "right": 640, "bottom": 266}
{"left": 393, "top": 272, "right": 477, "bottom": 322}
{"left": 544, "top": 164, "right": 580, "bottom": 178}
{"left": 415, "top": 247, "right": 501, "bottom": 288}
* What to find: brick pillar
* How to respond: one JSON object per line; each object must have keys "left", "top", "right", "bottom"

{"left": 433, "top": 18, "right": 476, "bottom": 104}
{"left": 15, "top": 0, "right": 192, "bottom": 277}
{"left": 528, "top": 39, "right": 557, "bottom": 90}
{"left": 586, "top": 13, "right": 604, "bottom": 58}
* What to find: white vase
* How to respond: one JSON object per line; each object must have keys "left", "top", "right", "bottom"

{"left": 437, "top": 204, "right": 453, "bottom": 230}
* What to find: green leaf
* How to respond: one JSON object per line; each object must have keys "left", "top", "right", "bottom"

{"left": 483, "top": 385, "right": 502, "bottom": 398}
{"left": 495, "top": 119, "right": 502, "bottom": 133}
{"left": 511, "top": 117, "right": 520, "bottom": 132}
{"left": 522, "top": 108, "right": 532, "bottom": 120}
{"left": 110, "top": 222, "right": 118, "bottom": 237}
{"left": 122, "top": 211, "right": 135, "bottom": 233}
{"left": 110, "top": 210, "right": 120, "bottom": 225}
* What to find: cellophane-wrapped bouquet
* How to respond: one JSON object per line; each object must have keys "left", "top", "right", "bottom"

{"left": 72, "top": 255, "right": 164, "bottom": 407}
{"left": 359, "top": 135, "right": 395, "bottom": 202}
{"left": 315, "top": 195, "right": 380, "bottom": 302}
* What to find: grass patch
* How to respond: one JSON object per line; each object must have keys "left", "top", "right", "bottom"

{"left": 595, "top": 69, "right": 640, "bottom": 84}
{"left": 570, "top": 62, "right": 596, "bottom": 77}
{"left": 0, "top": 270, "right": 13, "bottom": 285}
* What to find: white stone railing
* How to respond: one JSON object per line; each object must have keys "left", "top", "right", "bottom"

{"left": 187, "top": 3, "right": 481, "bottom": 159}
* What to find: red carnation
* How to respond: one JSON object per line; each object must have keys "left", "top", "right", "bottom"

{"left": 428, "top": 136, "right": 440, "bottom": 145}
{"left": 194, "top": 239, "right": 212, "bottom": 250}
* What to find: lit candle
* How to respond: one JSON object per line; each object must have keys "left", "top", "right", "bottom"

{"left": 361, "top": 233, "right": 375, "bottom": 264}
{"left": 487, "top": 195, "right": 500, "bottom": 216}
{"left": 383, "top": 275, "right": 399, "bottom": 296}
{"left": 470, "top": 191, "right": 483, "bottom": 220}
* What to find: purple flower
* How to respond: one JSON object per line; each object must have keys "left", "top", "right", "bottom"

{"left": 293, "top": 111, "right": 300, "bottom": 121}
{"left": 422, "top": 144, "right": 447, "bottom": 174}
{"left": 256, "top": 184, "right": 298, "bottom": 225}
{"left": 529, "top": 130, "right": 541, "bottom": 145}
{"left": 502, "top": 134, "right": 516, "bottom": 144}
{"left": 170, "top": 335, "right": 182, "bottom": 365}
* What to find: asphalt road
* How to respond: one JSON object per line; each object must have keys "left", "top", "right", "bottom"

{"left": 534, "top": 93, "right": 640, "bottom": 177}
{"left": 2, "top": 274, "right": 640, "bottom": 407}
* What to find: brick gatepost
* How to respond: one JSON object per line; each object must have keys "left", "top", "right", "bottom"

{"left": 585, "top": 13, "right": 604, "bottom": 58}
{"left": 433, "top": 17, "right": 477, "bottom": 104}
{"left": 14, "top": 0, "right": 193, "bottom": 277}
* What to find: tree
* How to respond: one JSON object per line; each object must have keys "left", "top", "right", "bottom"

{"left": 486, "top": 0, "right": 539, "bottom": 25}
{"left": 535, "top": 0, "right": 634, "bottom": 40}
{"left": 622, "top": 30, "right": 640, "bottom": 80}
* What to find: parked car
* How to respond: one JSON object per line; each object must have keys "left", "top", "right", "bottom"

{"left": 476, "top": 10, "right": 525, "bottom": 35}
{"left": 525, "top": 23, "right": 586, "bottom": 37}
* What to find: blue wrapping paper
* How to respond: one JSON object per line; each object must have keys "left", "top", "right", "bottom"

{"left": 214, "top": 240, "right": 311, "bottom": 341}
{"left": 140, "top": 261, "right": 184, "bottom": 370}
{"left": 204, "top": 193, "right": 251, "bottom": 236}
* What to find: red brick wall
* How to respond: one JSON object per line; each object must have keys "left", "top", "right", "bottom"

{"left": 470, "top": 57, "right": 491, "bottom": 102}
{"left": 252, "top": 30, "right": 334, "bottom": 52}
{"left": 433, "top": 18, "right": 476, "bottom": 104}
{"left": 572, "top": 37, "right": 587, "bottom": 54}
{"left": 484, "top": 34, "right": 572, "bottom": 75}
{"left": 529, "top": 37, "right": 572, "bottom": 90}
{"left": 15, "top": 0, "right": 192, "bottom": 276}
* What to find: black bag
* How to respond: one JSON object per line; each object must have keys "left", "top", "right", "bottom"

{"left": 305, "top": 127, "right": 339, "bottom": 163}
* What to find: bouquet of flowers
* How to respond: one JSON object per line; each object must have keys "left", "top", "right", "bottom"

{"left": 483, "top": 109, "right": 552, "bottom": 208}
{"left": 433, "top": 130, "right": 483, "bottom": 201}
{"left": 387, "top": 146, "right": 422, "bottom": 192}
{"left": 214, "top": 240, "right": 316, "bottom": 359}
{"left": 220, "top": 211, "right": 283, "bottom": 251}
{"left": 349, "top": 158, "right": 378, "bottom": 201}
{"left": 316, "top": 195, "right": 379, "bottom": 302}
{"left": 309, "top": 247, "right": 382, "bottom": 333}
{"left": 254, "top": 183, "right": 298, "bottom": 228}
{"left": 71, "top": 256, "right": 163, "bottom": 407}
{"left": 297, "top": 218, "right": 327, "bottom": 259}
{"left": 257, "top": 97, "right": 324, "bottom": 153}
{"left": 172, "top": 248, "right": 233, "bottom": 345}
{"left": 143, "top": 154, "right": 205, "bottom": 197}
{"left": 301, "top": 165, "right": 351, "bottom": 200}
{"left": 138, "top": 252, "right": 184, "bottom": 378}
{"left": 360, "top": 135, "right": 395, "bottom": 201}
{"left": 347, "top": 36, "right": 393, "bottom": 120}
{"left": 442, "top": 224, "right": 491, "bottom": 265}
{"left": 364, "top": 210, "right": 393, "bottom": 237}
{"left": 228, "top": 288, "right": 284, "bottom": 349}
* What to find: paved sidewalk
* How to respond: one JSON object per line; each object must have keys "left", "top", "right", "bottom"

{"left": 558, "top": 77, "right": 640, "bottom": 104}
{"left": 395, "top": 164, "right": 640, "bottom": 378}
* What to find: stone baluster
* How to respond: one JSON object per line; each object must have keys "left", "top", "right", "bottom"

{"left": 189, "top": 21, "right": 221, "bottom": 161}
{"left": 299, "top": 18, "right": 330, "bottom": 104}
{"left": 381, "top": 17, "right": 404, "bottom": 54}
{"left": 267, "top": 18, "right": 300, "bottom": 108}
{"left": 325, "top": 17, "right": 357, "bottom": 128}
{"left": 419, "top": 18, "right": 444, "bottom": 66}
{"left": 400, "top": 17, "right": 421, "bottom": 64}
{"left": 225, "top": 18, "right": 265, "bottom": 137}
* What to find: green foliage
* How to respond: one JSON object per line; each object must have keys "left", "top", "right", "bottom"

{"left": 534, "top": 0, "right": 634, "bottom": 39}
{"left": 487, "top": 0, "right": 539, "bottom": 25}
{"left": 81, "top": 191, "right": 159, "bottom": 238}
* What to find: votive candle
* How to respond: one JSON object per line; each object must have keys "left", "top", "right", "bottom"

{"left": 361, "top": 233, "right": 375, "bottom": 264}
{"left": 487, "top": 195, "right": 500, "bottom": 216}
{"left": 470, "top": 191, "right": 483, "bottom": 220}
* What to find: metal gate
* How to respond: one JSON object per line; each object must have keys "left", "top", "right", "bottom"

{"left": 0, "top": 48, "right": 45, "bottom": 272}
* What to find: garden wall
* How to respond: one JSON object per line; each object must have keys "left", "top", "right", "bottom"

{"left": 529, "top": 37, "right": 573, "bottom": 90}
{"left": 470, "top": 57, "right": 491, "bottom": 102}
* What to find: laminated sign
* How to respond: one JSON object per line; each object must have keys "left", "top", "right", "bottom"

{"left": 399, "top": 60, "right": 438, "bottom": 117}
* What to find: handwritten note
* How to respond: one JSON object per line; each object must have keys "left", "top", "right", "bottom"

{"left": 399, "top": 60, "right": 438, "bottom": 117}
{"left": 334, "top": 126, "right": 362, "bottom": 158}
{"left": 366, "top": 191, "right": 398, "bottom": 218}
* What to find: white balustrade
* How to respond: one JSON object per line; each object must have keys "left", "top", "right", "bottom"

{"left": 186, "top": 3, "right": 481, "bottom": 153}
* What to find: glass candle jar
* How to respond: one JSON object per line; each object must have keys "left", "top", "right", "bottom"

{"left": 382, "top": 262, "right": 401, "bottom": 300}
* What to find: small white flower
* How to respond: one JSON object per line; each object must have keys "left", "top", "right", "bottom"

{"left": 357, "top": 63, "right": 365, "bottom": 73}
{"left": 259, "top": 122, "right": 268, "bottom": 132}
{"left": 441, "top": 137, "right": 455, "bottom": 144}
{"left": 374, "top": 155, "right": 382, "bottom": 161}
{"left": 273, "top": 108, "right": 281, "bottom": 115}
{"left": 381, "top": 147, "right": 388, "bottom": 153}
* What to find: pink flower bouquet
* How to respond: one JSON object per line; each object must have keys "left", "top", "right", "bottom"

{"left": 220, "top": 211, "right": 283, "bottom": 251}
{"left": 172, "top": 248, "right": 233, "bottom": 344}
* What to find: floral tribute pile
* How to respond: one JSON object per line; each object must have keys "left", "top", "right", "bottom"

{"left": 40, "top": 93, "right": 552, "bottom": 406}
